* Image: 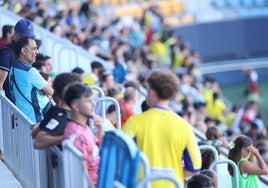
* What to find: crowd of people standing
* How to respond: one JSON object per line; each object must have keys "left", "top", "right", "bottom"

{"left": 0, "top": 0, "right": 268, "bottom": 187}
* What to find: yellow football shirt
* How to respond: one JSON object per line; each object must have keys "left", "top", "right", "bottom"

{"left": 123, "top": 108, "right": 201, "bottom": 188}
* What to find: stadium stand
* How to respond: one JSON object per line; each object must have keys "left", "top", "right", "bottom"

{"left": 212, "top": 0, "right": 227, "bottom": 9}
{"left": 213, "top": 0, "right": 268, "bottom": 9}
{"left": 1, "top": 0, "right": 268, "bottom": 187}
{"left": 114, "top": 5, "right": 144, "bottom": 19}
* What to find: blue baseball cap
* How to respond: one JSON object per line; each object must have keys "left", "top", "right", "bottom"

{"left": 14, "top": 18, "right": 35, "bottom": 38}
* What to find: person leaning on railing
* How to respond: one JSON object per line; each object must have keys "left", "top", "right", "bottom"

{"left": 63, "top": 83, "right": 104, "bottom": 187}
{"left": 0, "top": 19, "right": 35, "bottom": 101}
{"left": 9, "top": 35, "right": 54, "bottom": 123}
{"left": 32, "top": 72, "right": 81, "bottom": 149}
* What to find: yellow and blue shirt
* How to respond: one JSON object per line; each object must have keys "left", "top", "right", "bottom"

{"left": 123, "top": 107, "right": 201, "bottom": 187}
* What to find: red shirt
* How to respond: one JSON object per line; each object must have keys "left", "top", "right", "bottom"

{"left": 0, "top": 39, "right": 8, "bottom": 50}
{"left": 120, "top": 100, "right": 135, "bottom": 126}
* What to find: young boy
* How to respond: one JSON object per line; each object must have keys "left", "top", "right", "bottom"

{"left": 63, "top": 83, "right": 104, "bottom": 186}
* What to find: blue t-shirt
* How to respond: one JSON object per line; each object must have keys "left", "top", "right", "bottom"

{"left": 9, "top": 61, "right": 49, "bottom": 123}
{"left": 113, "top": 61, "right": 128, "bottom": 84}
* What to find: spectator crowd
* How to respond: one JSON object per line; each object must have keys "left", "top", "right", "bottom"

{"left": 0, "top": 0, "right": 268, "bottom": 187}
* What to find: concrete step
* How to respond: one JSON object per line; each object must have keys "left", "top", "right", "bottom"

{"left": 0, "top": 160, "right": 23, "bottom": 188}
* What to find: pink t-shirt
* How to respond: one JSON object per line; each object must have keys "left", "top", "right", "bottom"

{"left": 63, "top": 120, "right": 100, "bottom": 185}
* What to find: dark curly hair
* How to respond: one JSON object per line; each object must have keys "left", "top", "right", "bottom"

{"left": 52, "top": 72, "right": 81, "bottom": 104}
{"left": 63, "top": 83, "right": 93, "bottom": 107}
{"left": 146, "top": 69, "right": 179, "bottom": 99}
{"left": 14, "top": 36, "right": 34, "bottom": 57}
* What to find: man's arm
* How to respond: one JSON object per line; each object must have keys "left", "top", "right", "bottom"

{"left": 30, "top": 68, "right": 54, "bottom": 96}
{"left": 0, "top": 47, "right": 11, "bottom": 91}
{"left": 0, "top": 69, "right": 8, "bottom": 90}
{"left": 34, "top": 130, "right": 63, "bottom": 149}
{"left": 183, "top": 125, "right": 202, "bottom": 176}
{"left": 41, "top": 84, "right": 54, "bottom": 96}
{"left": 184, "top": 169, "right": 200, "bottom": 177}
{"left": 31, "top": 123, "right": 40, "bottom": 139}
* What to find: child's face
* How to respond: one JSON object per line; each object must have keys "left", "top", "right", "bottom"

{"left": 77, "top": 95, "right": 96, "bottom": 118}
{"left": 241, "top": 145, "right": 252, "bottom": 159}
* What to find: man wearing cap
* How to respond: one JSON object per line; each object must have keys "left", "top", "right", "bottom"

{"left": 0, "top": 18, "right": 35, "bottom": 102}
{"left": 9, "top": 36, "right": 53, "bottom": 123}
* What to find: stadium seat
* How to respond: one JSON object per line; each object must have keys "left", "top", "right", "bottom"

{"left": 114, "top": 5, "right": 143, "bottom": 19}
{"left": 164, "top": 16, "right": 181, "bottom": 26}
{"left": 165, "top": 14, "right": 194, "bottom": 27}
{"left": 97, "top": 130, "right": 140, "bottom": 188}
{"left": 93, "top": 0, "right": 102, "bottom": 7}
{"left": 212, "top": 0, "right": 228, "bottom": 9}
{"left": 180, "top": 14, "right": 195, "bottom": 25}
{"left": 158, "top": 1, "right": 173, "bottom": 16}
{"left": 116, "top": 0, "right": 129, "bottom": 5}
{"left": 242, "top": 0, "right": 254, "bottom": 7}
{"left": 227, "top": 0, "right": 242, "bottom": 8}
{"left": 158, "top": 1, "right": 184, "bottom": 16}
{"left": 254, "top": 0, "right": 267, "bottom": 6}
{"left": 97, "top": 130, "right": 182, "bottom": 188}
{"left": 106, "top": 0, "right": 122, "bottom": 6}
{"left": 170, "top": 0, "right": 184, "bottom": 14}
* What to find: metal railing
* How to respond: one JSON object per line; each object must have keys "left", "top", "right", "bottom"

{"left": 62, "top": 135, "right": 91, "bottom": 188}
{"left": 89, "top": 85, "right": 106, "bottom": 120}
{"left": 199, "top": 145, "right": 219, "bottom": 172}
{"left": 0, "top": 94, "right": 48, "bottom": 188}
{"left": 136, "top": 174, "right": 182, "bottom": 188}
{"left": 95, "top": 96, "right": 121, "bottom": 130}
{"left": 209, "top": 159, "right": 239, "bottom": 188}
{"left": 47, "top": 146, "right": 65, "bottom": 188}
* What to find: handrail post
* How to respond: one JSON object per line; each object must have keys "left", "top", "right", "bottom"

{"left": 89, "top": 85, "right": 106, "bottom": 119}
{"left": 139, "top": 152, "right": 151, "bottom": 188}
{"left": 209, "top": 159, "right": 239, "bottom": 188}
{"left": 95, "top": 97, "right": 121, "bottom": 130}
{"left": 58, "top": 41, "right": 77, "bottom": 72}
{"left": 199, "top": 145, "right": 219, "bottom": 172}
